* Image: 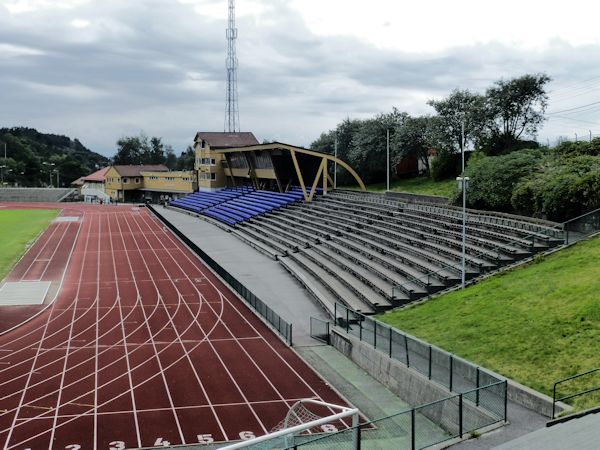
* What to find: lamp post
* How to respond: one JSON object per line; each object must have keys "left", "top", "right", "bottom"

{"left": 334, "top": 135, "right": 338, "bottom": 190}
{"left": 386, "top": 129, "right": 390, "bottom": 192}
{"left": 457, "top": 118, "right": 467, "bottom": 289}
{"left": 42, "top": 162, "right": 55, "bottom": 187}
{"left": 0, "top": 141, "right": 6, "bottom": 188}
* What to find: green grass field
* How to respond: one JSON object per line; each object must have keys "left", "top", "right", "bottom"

{"left": 0, "top": 209, "right": 59, "bottom": 280}
{"left": 379, "top": 235, "right": 600, "bottom": 410}
{"left": 343, "top": 176, "right": 456, "bottom": 197}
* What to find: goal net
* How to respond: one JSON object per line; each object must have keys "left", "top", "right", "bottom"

{"left": 218, "top": 399, "right": 360, "bottom": 450}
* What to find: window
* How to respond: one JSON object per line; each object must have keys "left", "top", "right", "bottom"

{"left": 123, "top": 177, "right": 129, "bottom": 184}
{"left": 135, "top": 177, "right": 140, "bottom": 183}
{"left": 210, "top": 158, "right": 216, "bottom": 166}
{"left": 200, "top": 140, "right": 205, "bottom": 148}
{"left": 210, "top": 173, "right": 216, "bottom": 180}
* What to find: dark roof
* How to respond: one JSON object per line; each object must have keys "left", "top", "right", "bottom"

{"left": 194, "top": 132, "right": 259, "bottom": 148}
{"left": 82, "top": 166, "right": 110, "bottom": 182}
{"left": 112, "top": 165, "right": 169, "bottom": 177}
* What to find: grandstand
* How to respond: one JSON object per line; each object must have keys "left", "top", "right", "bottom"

{"left": 169, "top": 188, "right": 564, "bottom": 317}
{"left": 0, "top": 187, "right": 76, "bottom": 203}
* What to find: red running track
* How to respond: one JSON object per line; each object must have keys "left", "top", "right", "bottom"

{"left": 0, "top": 205, "right": 354, "bottom": 449}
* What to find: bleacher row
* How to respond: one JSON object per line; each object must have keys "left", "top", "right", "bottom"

{"left": 169, "top": 186, "right": 306, "bottom": 226}
{"left": 0, "top": 188, "right": 76, "bottom": 203}
{"left": 169, "top": 189, "right": 564, "bottom": 317}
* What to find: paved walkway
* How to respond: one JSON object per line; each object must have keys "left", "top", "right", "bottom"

{"left": 493, "top": 412, "right": 599, "bottom": 449}
{"left": 156, "top": 206, "right": 329, "bottom": 346}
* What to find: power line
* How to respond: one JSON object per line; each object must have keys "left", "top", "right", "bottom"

{"left": 547, "top": 100, "right": 600, "bottom": 115}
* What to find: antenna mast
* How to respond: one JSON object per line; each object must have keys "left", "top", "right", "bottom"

{"left": 225, "top": 0, "right": 240, "bottom": 132}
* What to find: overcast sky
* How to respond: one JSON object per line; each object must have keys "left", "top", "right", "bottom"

{"left": 2, "top": 0, "right": 600, "bottom": 157}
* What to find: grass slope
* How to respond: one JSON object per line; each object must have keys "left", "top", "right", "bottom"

{"left": 344, "top": 176, "right": 456, "bottom": 197}
{"left": 379, "top": 236, "right": 600, "bottom": 409}
{"left": 0, "top": 209, "right": 58, "bottom": 280}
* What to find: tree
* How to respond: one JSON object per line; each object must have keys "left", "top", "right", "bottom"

{"left": 483, "top": 74, "right": 551, "bottom": 154}
{"left": 393, "top": 115, "right": 440, "bottom": 174}
{"left": 176, "top": 146, "right": 195, "bottom": 170}
{"left": 113, "top": 136, "right": 143, "bottom": 165}
{"left": 347, "top": 109, "right": 407, "bottom": 184}
{"left": 427, "top": 89, "right": 487, "bottom": 154}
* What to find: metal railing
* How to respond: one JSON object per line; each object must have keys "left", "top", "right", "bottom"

{"left": 292, "top": 381, "right": 506, "bottom": 449}
{"left": 309, "top": 317, "right": 330, "bottom": 345}
{"left": 552, "top": 367, "right": 600, "bottom": 419}
{"left": 334, "top": 304, "right": 503, "bottom": 397}
{"left": 562, "top": 207, "right": 600, "bottom": 245}
{"left": 147, "top": 204, "right": 293, "bottom": 346}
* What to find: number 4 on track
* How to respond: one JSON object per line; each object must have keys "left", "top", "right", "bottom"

{"left": 154, "top": 438, "right": 171, "bottom": 447}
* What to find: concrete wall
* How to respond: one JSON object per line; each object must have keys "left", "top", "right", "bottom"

{"left": 330, "top": 329, "right": 497, "bottom": 434}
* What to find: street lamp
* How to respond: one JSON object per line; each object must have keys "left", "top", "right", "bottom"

{"left": 42, "top": 162, "right": 55, "bottom": 187}
{"left": 456, "top": 175, "right": 469, "bottom": 289}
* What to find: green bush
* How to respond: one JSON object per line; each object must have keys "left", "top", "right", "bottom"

{"left": 453, "top": 149, "right": 543, "bottom": 211}
{"left": 430, "top": 150, "right": 462, "bottom": 181}
{"left": 512, "top": 155, "right": 600, "bottom": 221}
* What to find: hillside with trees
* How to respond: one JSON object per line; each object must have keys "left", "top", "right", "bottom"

{"left": 113, "top": 132, "right": 195, "bottom": 171}
{"left": 0, "top": 127, "right": 109, "bottom": 187}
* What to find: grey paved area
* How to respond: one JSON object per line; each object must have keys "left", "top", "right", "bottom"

{"left": 156, "top": 206, "right": 329, "bottom": 346}
{"left": 451, "top": 399, "right": 547, "bottom": 450}
{"left": 0, "top": 281, "right": 50, "bottom": 305}
{"left": 493, "top": 412, "right": 600, "bottom": 450}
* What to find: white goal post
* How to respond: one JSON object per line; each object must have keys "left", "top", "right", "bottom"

{"left": 219, "top": 399, "right": 360, "bottom": 449}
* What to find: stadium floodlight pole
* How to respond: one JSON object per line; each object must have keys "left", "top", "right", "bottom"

{"left": 461, "top": 118, "right": 466, "bottom": 289}
{"left": 590, "top": 130, "right": 593, "bottom": 142}
{"left": 386, "top": 128, "right": 390, "bottom": 191}
{"left": 334, "top": 135, "right": 338, "bottom": 189}
{"left": 575, "top": 133, "right": 578, "bottom": 143}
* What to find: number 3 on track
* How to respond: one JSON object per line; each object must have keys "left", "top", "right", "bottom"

{"left": 109, "top": 441, "right": 125, "bottom": 450}
{"left": 66, "top": 446, "right": 81, "bottom": 450}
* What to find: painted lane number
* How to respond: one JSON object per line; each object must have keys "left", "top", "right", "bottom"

{"left": 154, "top": 438, "right": 171, "bottom": 447}
{"left": 197, "top": 434, "right": 214, "bottom": 444}
{"left": 109, "top": 441, "right": 125, "bottom": 450}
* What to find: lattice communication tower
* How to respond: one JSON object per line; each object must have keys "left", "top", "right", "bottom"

{"left": 224, "top": 0, "right": 240, "bottom": 132}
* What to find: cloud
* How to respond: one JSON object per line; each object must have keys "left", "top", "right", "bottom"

{"left": 0, "top": 0, "right": 599, "bottom": 156}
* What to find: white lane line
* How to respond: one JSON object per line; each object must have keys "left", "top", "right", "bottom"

{"left": 4, "top": 211, "right": 224, "bottom": 447}
{"left": 128, "top": 211, "right": 229, "bottom": 441}
{"left": 93, "top": 213, "right": 102, "bottom": 450}
{"left": 137, "top": 213, "right": 270, "bottom": 436}
{"left": 121, "top": 212, "right": 185, "bottom": 445}
{"left": 48, "top": 221, "right": 90, "bottom": 445}
{"left": 18, "top": 220, "right": 64, "bottom": 280}
{"left": 109, "top": 211, "right": 142, "bottom": 448}
{"left": 152, "top": 214, "right": 345, "bottom": 419}
{"left": 3, "top": 214, "right": 93, "bottom": 449}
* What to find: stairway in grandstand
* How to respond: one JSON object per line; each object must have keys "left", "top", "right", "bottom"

{"left": 169, "top": 189, "right": 564, "bottom": 317}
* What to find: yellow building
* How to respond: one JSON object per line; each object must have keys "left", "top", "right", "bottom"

{"left": 104, "top": 165, "right": 196, "bottom": 203}
{"left": 194, "top": 132, "right": 259, "bottom": 190}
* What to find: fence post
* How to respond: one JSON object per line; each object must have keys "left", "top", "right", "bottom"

{"left": 404, "top": 334, "right": 410, "bottom": 367}
{"left": 476, "top": 367, "right": 480, "bottom": 406}
{"left": 428, "top": 346, "right": 432, "bottom": 380}
{"left": 346, "top": 308, "right": 349, "bottom": 333}
{"left": 289, "top": 324, "right": 293, "bottom": 347}
{"left": 411, "top": 408, "right": 416, "bottom": 450}
{"left": 459, "top": 394, "right": 463, "bottom": 438}
{"left": 359, "top": 318, "right": 363, "bottom": 340}
{"left": 352, "top": 411, "right": 360, "bottom": 450}
{"left": 449, "top": 356, "right": 454, "bottom": 391}
{"left": 504, "top": 380, "right": 508, "bottom": 422}
{"left": 334, "top": 303, "right": 337, "bottom": 326}
{"left": 389, "top": 327, "right": 393, "bottom": 358}
{"left": 326, "top": 321, "right": 330, "bottom": 345}
{"left": 373, "top": 321, "right": 377, "bottom": 348}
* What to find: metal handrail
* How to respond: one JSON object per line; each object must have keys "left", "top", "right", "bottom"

{"left": 552, "top": 367, "right": 600, "bottom": 418}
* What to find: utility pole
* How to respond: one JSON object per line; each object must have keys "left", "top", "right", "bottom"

{"left": 334, "top": 136, "right": 338, "bottom": 190}
{"left": 386, "top": 129, "right": 390, "bottom": 192}
{"left": 590, "top": 130, "right": 593, "bottom": 142}
{"left": 0, "top": 142, "right": 5, "bottom": 187}
{"left": 224, "top": 0, "right": 240, "bottom": 132}
{"left": 575, "top": 133, "right": 578, "bottom": 142}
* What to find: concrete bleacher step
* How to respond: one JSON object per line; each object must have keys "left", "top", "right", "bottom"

{"left": 257, "top": 217, "right": 320, "bottom": 246}
{"left": 278, "top": 256, "right": 338, "bottom": 317}
{"left": 234, "top": 226, "right": 289, "bottom": 256}
{"left": 322, "top": 240, "right": 428, "bottom": 300}
{"left": 311, "top": 200, "right": 517, "bottom": 263}
{"left": 231, "top": 229, "right": 281, "bottom": 260}
{"left": 309, "top": 203, "right": 498, "bottom": 270}
{"left": 330, "top": 235, "right": 449, "bottom": 290}
{"left": 302, "top": 248, "right": 393, "bottom": 312}
{"left": 310, "top": 244, "right": 406, "bottom": 304}
{"left": 289, "top": 252, "right": 375, "bottom": 315}
{"left": 299, "top": 209, "right": 473, "bottom": 279}
{"left": 246, "top": 220, "right": 312, "bottom": 251}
